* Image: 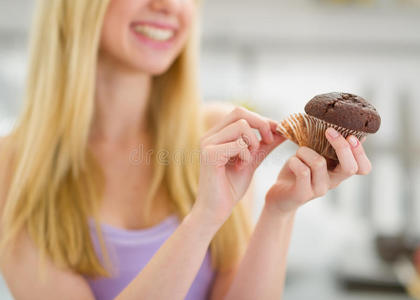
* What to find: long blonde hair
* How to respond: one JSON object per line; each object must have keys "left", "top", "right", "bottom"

{"left": 0, "top": 0, "right": 251, "bottom": 277}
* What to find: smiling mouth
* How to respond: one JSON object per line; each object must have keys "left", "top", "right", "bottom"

{"left": 133, "top": 24, "right": 175, "bottom": 42}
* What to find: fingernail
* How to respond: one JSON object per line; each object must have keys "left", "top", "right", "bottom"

{"left": 326, "top": 128, "right": 339, "bottom": 139}
{"left": 349, "top": 136, "right": 359, "bottom": 148}
{"left": 241, "top": 134, "right": 251, "bottom": 145}
{"left": 274, "top": 129, "right": 283, "bottom": 136}
{"left": 238, "top": 137, "right": 247, "bottom": 147}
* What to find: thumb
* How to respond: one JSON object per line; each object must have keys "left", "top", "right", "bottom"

{"left": 252, "top": 121, "right": 286, "bottom": 167}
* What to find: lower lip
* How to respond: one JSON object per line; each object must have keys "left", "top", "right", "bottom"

{"left": 131, "top": 28, "right": 176, "bottom": 50}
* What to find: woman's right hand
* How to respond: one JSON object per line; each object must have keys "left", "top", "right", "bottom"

{"left": 193, "top": 107, "right": 286, "bottom": 227}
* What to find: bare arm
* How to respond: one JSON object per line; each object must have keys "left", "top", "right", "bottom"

{"left": 1, "top": 209, "right": 222, "bottom": 300}
{"left": 209, "top": 180, "right": 255, "bottom": 300}
{"left": 0, "top": 118, "right": 373, "bottom": 300}
{"left": 116, "top": 207, "right": 221, "bottom": 300}
{"left": 118, "top": 104, "right": 273, "bottom": 300}
{"left": 0, "top": 137, "right": 91, "bottom": 299}
{"left": 2, "top": 106, "right": 277, "bottom": 300}
{"left": 0, "top": 135, "right": 217, "bottom": 300}
{"left": 1, "top": 104, "right": 267, "bottom": 300}
{"left": 0, "top": 182, "right": 222, "bottom": 300}
{"left": 204, "top": 103, "right": 287, "bottom": 300}
{"left": 223, "top": 207, "right": 295, "bottom": 300}
{"left": 0, "top": 233, "right": 96, "bottom": 300}
{"left": 0, "top": 202, "right": 221, "bottom": 300}
{"left": 224, "top": 128, "right": 373, "bottom": 300}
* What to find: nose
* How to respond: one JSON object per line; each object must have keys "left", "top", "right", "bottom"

{"left": 149, "top": 0, "right": 180, "bottom": 14}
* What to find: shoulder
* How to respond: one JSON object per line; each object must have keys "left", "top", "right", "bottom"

{"left": 201, "top": 101, "right": 236, "bottom": 130}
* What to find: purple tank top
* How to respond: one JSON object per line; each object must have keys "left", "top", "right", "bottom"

{"left": 86, "top": 214, "right": 215, "bottom": 300}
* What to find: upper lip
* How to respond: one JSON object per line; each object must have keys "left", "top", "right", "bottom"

{"left": 131, "top": 21, "right": 179, "bottom": 31}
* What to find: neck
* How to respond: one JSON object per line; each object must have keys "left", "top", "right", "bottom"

{"left": 90, "top": 53, "right": 152, "bottom": 145}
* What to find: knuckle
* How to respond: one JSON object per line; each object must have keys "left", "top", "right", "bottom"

{"left": 344, "top": 165, "right": 358, "bottom": 176}
{"left": 312, "top": 191, "right": 322, "bottom": 199}
{"left": 237, "top": 118, "right": 249, "bottom": 129}
{"left": 296, "top": 147, "right": 305, "bottom": 157}
{"left": 200, "top": 145, "right": 212, "bottom": 155}
{"left": 297, "top": 197, "right": 307, "bottom": 205}
{"left": 319, "top": 185, "right": 329, "bottom": 196}
{"left": 200, "top": 147, "right": 216, "bottom": 164}
{"left": 243, "top": 130, "right": 255, "bottom": 142}
{"left": 303, "top": 191, "right": 314, "bottom": 202}
{"left": 366, "top": 161, "right": 373, "bottom": 173}
{"left": 288, "top": 156, "right": 297, "bottom": 166}
{"left": 199, "top": 138, "right": 208, "bottom": 149}
{"left": 330, "top": 181, "right": 340, "bottom": 189}
{"left": 313, "top": 188, "right": 322, "bottom": 198}
{"left": 313, "top": 156, "right": 327, "bottom": 170}
{"left": 358, "top": 169, "right": 369, "bottom": 176}
{"left": 262, "top": 120, "right": 271, "bottom": 132}
{"left": 296, "top": 147, "right": 310, "bottom": 160}
{"left": 299, "top": 168, "right": 311, "bottom": 178}
{"left": 233, "top": 106, "right": 245, "bottom": 116}
{"left": 359, "top": 161, "right": 372, "bottom": 175}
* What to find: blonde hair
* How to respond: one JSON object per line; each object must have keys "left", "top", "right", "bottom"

{"left": 0, "top": 0, "right": 252, "bottom": 277}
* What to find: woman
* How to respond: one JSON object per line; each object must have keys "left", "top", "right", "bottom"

{"left": 0, "top": 0, "right": 372, "bottom": 299}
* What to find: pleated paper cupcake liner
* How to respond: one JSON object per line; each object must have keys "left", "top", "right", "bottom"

{"left": 276, "top": 113, "right": 368, "bottom": 160}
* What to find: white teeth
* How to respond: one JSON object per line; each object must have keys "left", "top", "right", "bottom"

{"left": 133, "top": 25, "right": 175, "bottom": 41}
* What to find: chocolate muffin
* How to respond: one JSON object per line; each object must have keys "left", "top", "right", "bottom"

{"left": 277, "top": 92, "right": 381, "bottom": 161}
{"left": 304, "top": 93, "right": 381, "bottom": 134}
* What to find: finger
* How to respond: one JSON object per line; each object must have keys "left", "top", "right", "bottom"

{"left": 252, "top": 133, "right": 286, "bottom": 168}
{"left": 252, "top": 120, "right": 286, "bottom": 167}
{"left": 201, "top": 138, "right": 249, "bottom": 167}
{"left": 296, "top": 147, "right": 329, "bottom": 197}
{"left": 325, "top": 128, "right": 358, "bottom": 184}
{"left": 347, "top": 135, "right": 372, "bottom": 175}
{"left": 268, "top": 119, "right": 281, "bottom": 134}
{"left": 288, "top": 156, "right": 312, "bottom": 200}
{"left": 227, "top": 146, "right": 253, "bottom": 170}
{"left": 203, "top": 107, "right": 274, "bottom": 144}
{"left": 238, "top": 143, "right": 252, "bottom": 164}
{"left": 202, "top": 119, "right": 260, "bottom": 151}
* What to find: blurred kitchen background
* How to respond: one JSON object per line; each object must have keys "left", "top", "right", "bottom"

{"left": 1, "top": 0, "right": 420, "bottom": 299}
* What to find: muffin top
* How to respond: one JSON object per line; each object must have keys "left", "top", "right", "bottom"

{"left": 304, "top": 92, "right": 381, "bottom": 133}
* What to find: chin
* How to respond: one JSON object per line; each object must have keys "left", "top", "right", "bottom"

{"left": 148, "top": 65, "right": 173, "bottom": 76}
{"left": 132, "top": 59, "right": 177, "bottom": 76}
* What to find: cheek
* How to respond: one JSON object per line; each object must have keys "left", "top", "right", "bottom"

{"left": 176, "top": 3, "right": 196, "bottom": 47}
{"left": 181, "top": 3, "right": 196, "bottom": 34}
{"left": 98, "top": 0, "right": 198, "bottom": 74}
{"left": 99, "top": 0, "right": 138, "bottom": 58}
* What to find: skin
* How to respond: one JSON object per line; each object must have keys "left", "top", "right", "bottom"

{"left": 0, "top": 0, "right": 373, "bottom": 299}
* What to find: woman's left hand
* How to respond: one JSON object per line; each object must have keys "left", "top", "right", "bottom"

{"left": 265, "top": 127, "right": 372, "bottom": 215}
